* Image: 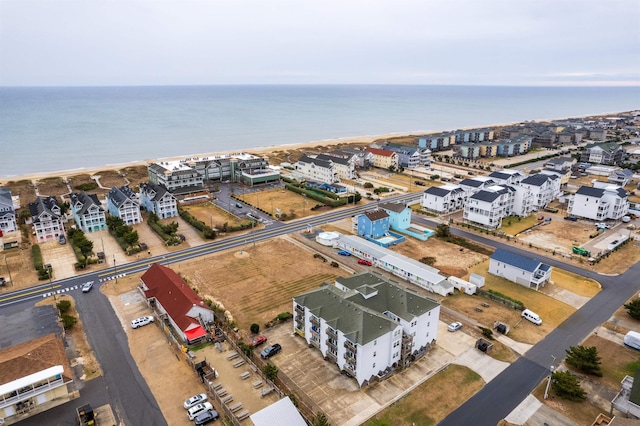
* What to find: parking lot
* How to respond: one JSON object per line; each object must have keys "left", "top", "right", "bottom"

{"left": 260, "top": 317, "right": 506, "bottom": 426}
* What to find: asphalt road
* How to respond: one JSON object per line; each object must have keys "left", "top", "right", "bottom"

{"left": 411, "top": 216, "right": 640, "bottom": 425}
{"left": 0, "top": 192, "right": 417, "bottom": 424}
{"left": 5, "top": 196, "right": 634, "bottom": 425}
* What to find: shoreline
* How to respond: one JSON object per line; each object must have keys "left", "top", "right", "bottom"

{"left": 0, "top": 111, "right": 634, "bottom": 185}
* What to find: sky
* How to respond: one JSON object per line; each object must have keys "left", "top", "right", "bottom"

{"left": 1, "top": 0, "right": 639, "bottom": 87}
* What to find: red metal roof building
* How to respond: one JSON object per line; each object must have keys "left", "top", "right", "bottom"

{"left": 140, "top": 263, "right": 213, "bottom": 344}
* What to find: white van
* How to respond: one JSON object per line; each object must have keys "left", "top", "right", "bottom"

{"left": 624, "top": 331, "right": 640, "bottom": 351}
{"left": 521, "top": 309, "right": 542, "bottom": 325}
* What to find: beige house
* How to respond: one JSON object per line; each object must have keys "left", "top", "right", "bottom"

{"left": 0, "top": 334, "right": 75, "bottom": 425}
{"left": 364, "top": 147, "right": 399, "bottom": 170}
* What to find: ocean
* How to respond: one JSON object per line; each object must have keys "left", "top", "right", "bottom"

{"left": 1, "top": 85, "right": 638, "bottom": 178}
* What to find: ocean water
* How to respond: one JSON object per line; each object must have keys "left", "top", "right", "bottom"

{"left": 0, "top": 85, "right": 638, "bottom": 178}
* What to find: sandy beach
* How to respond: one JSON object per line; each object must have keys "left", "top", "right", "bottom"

{"left": 0, "top": 132, "right": 409, "bottom": 185}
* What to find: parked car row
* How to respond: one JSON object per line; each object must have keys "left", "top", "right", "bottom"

{"left": 184, "top": 393, "right": 219, "bottom": 424}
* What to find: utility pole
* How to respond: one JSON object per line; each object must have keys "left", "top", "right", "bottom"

{"left": 113, "top": 254, "right": 118, "bottom": 284}
{"left": 4, "top": 255, "right": 13, "bottom": 286}
{"left": 544, "top": 355, "right": 557, "bottom": 400}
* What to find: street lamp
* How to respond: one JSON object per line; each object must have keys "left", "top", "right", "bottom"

{"left": 544, "top": 355, "right": 557, "bottom": 400}
{"left": 47, "top": 265, "right": 56, "bottom": 302}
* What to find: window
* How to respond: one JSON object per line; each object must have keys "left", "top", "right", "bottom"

{"left": 374, "top": 340, "right": 377, "bottom": 345}
{"left": 373, "top": 351, "right": 376, "bottom": 357}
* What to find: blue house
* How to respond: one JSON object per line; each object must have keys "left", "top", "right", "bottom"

{"left": 357, "top": 209, "right": 389, "bottom": 239}
{"left": 379, "top": 202, "right": 411, "bottom": 231}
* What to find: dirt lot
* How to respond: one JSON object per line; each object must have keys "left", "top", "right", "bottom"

{"left": 181, "top": 202, "right": 253, "bottom": 230}
{"left": 176, "top": 236, "right": 347, "bottom": 329}
{"left": 515, "top": 218, "right": 594, "bottom": 254}
{"left": 237, "top": 188, "right": 334, "bottom": 219}
{"left": 389, "top": 236, "right": 489, "bottom": 277}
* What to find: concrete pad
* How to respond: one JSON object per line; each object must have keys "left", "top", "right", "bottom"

{"left": 543, "top": 286, "right": 590, "bottom": 309}
{"left": 525, "top": 402, "right": 578, "bottom": 426}
{"left": 594, "top": 326, "right": 625, "bottom": 346}
{"left": 505, "top": 394, "right": 542, "bottom": 425}
{"left": 495, "top": 334, "right": 533, "bottom": 356}
{"left": 436, "top": 321, "right": 476, "bottom": 356}
{"left": 451, "top": 347, "right": 509, "bottom": 382}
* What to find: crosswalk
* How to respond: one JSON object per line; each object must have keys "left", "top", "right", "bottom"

{"left": 40, "top": 273, "right": 127, "bottom": 298}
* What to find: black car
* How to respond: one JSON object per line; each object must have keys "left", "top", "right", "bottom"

{"left": 194, "top": 410, "right": 219, "bottom": 425}
{"left": 260, "top": 343, "right": 282, "bottom": 359}
{"left": 564, "top": 216, "right": 578, "bottom": 221}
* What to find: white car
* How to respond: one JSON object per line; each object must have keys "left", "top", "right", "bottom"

{"left": 187, "top": 402, "right": 213, "bottom": 420}
{"left": 183, "top": 393, "right": 208, "bottom": 409}
{"left": 81, "top": 281, "right": 94, "bottom": 293}
{"left": 131, "top": 315, "right": 154, "bottom": 329}
{"left": 447, "top": 322, "right": 462, "bottom": 332}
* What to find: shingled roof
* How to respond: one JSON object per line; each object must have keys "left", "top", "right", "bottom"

{"left": 0, "top": 333, "right": 73, "bottom": 387}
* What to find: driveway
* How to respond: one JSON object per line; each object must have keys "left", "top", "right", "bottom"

{"left": 40, "top": 239, "right": 77, "bottom": 280}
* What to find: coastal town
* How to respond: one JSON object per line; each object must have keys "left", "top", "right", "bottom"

{"left": 2, "top": 111, "right": 640, "bottom": 426}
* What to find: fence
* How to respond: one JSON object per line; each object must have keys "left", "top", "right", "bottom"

{"left": 477, "top": 289, "right": 524, "bottom": 311}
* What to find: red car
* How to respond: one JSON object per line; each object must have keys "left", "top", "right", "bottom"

{"left": 358, "top": 259, "right": 372, "bottom": 266}
{"left": 249, "top": 335, "right": 267, "bottom": 347}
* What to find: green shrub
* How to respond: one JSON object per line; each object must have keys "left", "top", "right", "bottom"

{"left": 277, "top": 312, "right": 292, "bottom": 322}
{"left": 31, "top": 244, "right": 43, "bottom": 271}
{"left": 56, "top": 300, "right": 72, "bottom": 313}
{"left": 250, "top": 323, "right": 260, "bottom": 334}
{"left": 74, "top": 182, "right": 98, "bottom": 191}
{"left": 61, "top": 314, "right": 78, "bottom": 329}
{"left": 330, "top": 261, "right": 339, "bottom": 267}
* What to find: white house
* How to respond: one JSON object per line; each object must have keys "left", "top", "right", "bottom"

{"left": 545, "top": 156, "right": 576, "bottom": 172}
{"left": 487, "top": 170, "right": 526, "bottom": 186}
{"left": 421, "top": 184, "right": 467, "bottom": 214}
{"left": 458, "top": 177, "right": 496, "bottom": 197}
{"left": 335, "top": 234, "right": 453, "bottom": 296}
{"left": 0, "top": 187, "right": 18, "bottom": 234}
{"left": 139, "top": 182, "right": 178, "bottom": 219}
{"left": 293, "top": 272, "right": 440, "bottom": 387}
{"left": 519, "top": 173, "right": 561, "bottom": 209}
{"left": 294, "top": 155, "right": 339, "bottom": 184}
{"left": 464, "top": 186, "right": 515, "bottom": 229}
{"left": 608, "top": 169, "right": 635, "bottom": 186}
{"left": 316, "top": 153, "right": 357, "bottom": 180}
{"left": 488, "top": 248, "right": 552, "bottom": 290}
{"left": 28, "top": 196, "right": 64, "bottom": 243}
{"left": 568, "top": 184, "right": 629, "bottom": 221}
{"left": 107, "top": 186, "right": 142, "bottom": 225}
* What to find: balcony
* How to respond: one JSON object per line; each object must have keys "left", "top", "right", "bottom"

{"left": 295, "top": 305, "right": 305, "bottom": 315}
{"left": 326, "top": 352, "right": 338, "bottom": 363}
{"left": 310, "top": 317, "right": 320, "bottom": 327}
{"left": 310, "top": 328, "right": 320, "bottom": 338}
{"left": 343, "top": 352, "right": 357, "bottom": 364}
{"left": 343, "top": 364, "right": 356, "bottom": 376}
{"left": 326, "top": 328, "right": 337, "bottom": 340}
{"left": 325, "top": 339, "right": 337, "bottom": 349}
{"left": 310, "top": 338, "right": 320, "bottom": 349}
{"left": 294, "top": 315, "right": 304, "bottom": 325}
{"left": 344, "top": 340, "right": 357, "bottom": 353}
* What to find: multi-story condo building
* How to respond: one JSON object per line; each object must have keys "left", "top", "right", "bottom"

{"left": 148, "top": 161, "right": 204, "bottom": 192}
{"left": 568, "top": 184, "right": 629, "bottom": 221}
{"left": 453, "top": 137, "right": 532, "bottom": 159}
{"left": 69, "top": 191, "right": 107, "bottom": 233}
{"left": 294, "top": 155, "right": 339, "bottom": 184}
{"left": 458, "top": 177, "right": 496, "bottom": 197}
{"left": 585, "top": 127, "right": 607, "bottom": 141}
{"left": 418, "top": 132, "right": 455, "bottom": 152}
{"left": 148, "top": 153, "right": 278, "bottom": 190}
{"left": 519, "top": 173, "right": 561, "bottom": 210}
{"left": 421, "top": 185, "right": 467, "bottom": 214}
{"left": 107, "top": 186, "right": 142, "bottom": 225}
{"left": 315, "top": 153, "right": 357, "bottom": 180}
{"left": 0, "top": 187, "right": 17, "bottom": 234}
{"left": 139, "top": 182, "right": 178, "bottom": 219}
{"left": 293, "top": 272, "right": 440, "bottom": 387}
{"left": 453, "top": 128, "right": 494, "bottom": 144}
{"left": 28, "top": 196, "right": 64, "bottom": 243}
{"left": 580, "top": 142, "right": 625, "bottom": 165}
{"left": 364, "top": 147, "right": 399, "bottom": 170}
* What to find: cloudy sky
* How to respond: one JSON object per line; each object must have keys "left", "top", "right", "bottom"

{"left": 1, "top": 0, "right": 638, "bottom": 86}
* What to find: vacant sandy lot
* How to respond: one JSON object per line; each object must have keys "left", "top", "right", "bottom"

{"left": 176, "top": 236, "right": 347, "bottom": 330}
{"left": 515, "top": 219, "right": 594, "bottom": 254}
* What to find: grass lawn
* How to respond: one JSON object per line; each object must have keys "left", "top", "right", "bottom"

{"left": 500, "top": 215, "right": 539, "bottom": 235}
{"left": 365, "top": 365, "right": 484, "bottom": 426}
{"left": 182, "top": 202, "right": 252, "bottom": 229}
{"left": 237, "top": 188, "right": 331, "bottom": 219}
{"left": 582, "top": 335, "right": 640, "bottom": 390}
{"left": 550, "top": 269, "right": 601, "bottom": 298}
{"left": 531, "top": 380, "right": 604, "bottom": 426}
